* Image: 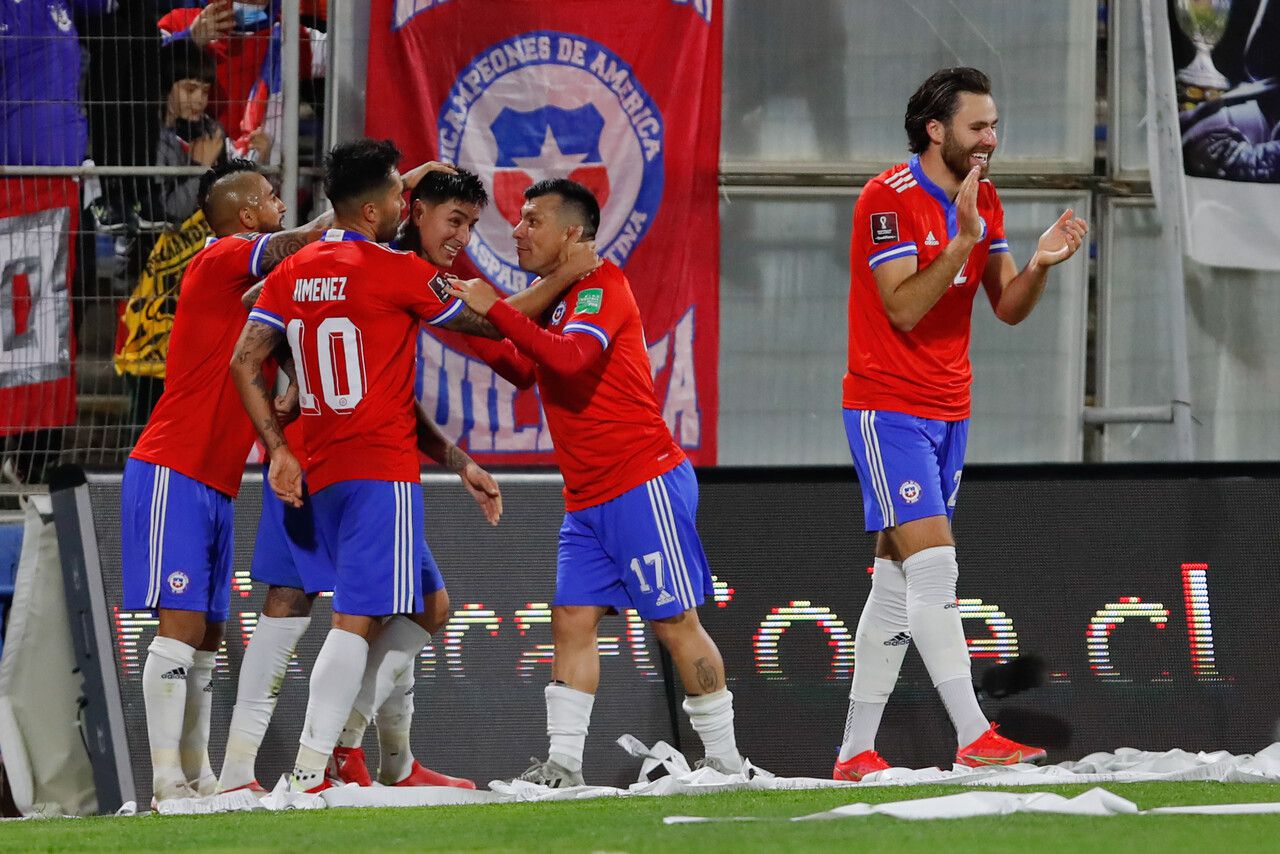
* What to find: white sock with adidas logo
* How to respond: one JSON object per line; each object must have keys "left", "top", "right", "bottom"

{"left": 180, "top": 650, "right": 218, "bottom": 795}
{"left": 143, "top": 635, "right": 196, "bottom": 799}
{"left": 840, "top": 557, "right": 909, "bottom": 762}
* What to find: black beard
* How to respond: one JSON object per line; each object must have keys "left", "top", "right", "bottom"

{"left": 940, "top": 132, "right": 988, "bottom": 182}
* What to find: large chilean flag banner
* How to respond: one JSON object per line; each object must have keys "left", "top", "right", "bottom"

{"left": 365, "top": 0, "right": 721, "bottom": 465}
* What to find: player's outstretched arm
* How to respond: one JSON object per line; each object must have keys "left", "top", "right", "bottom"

{"left": 230, "top": 319, "right": 303, "bottom": 507}
{"left": 402, "top": 160, "right": 457, "bottom": 190}
{"left": 874, "top": 167, "right": 983, "bottom": 333}
{"left": 445, "top": 278, "right": 603, "bottom": 375}
{"left": 980, "top": 209, "right": 1088, "bottom": 325}
{"left": 256, "top": 208, "right": 335, "bottom": 276}
{"left": 505, "top": 238, "right": 601, "bottom": 319}
{"left": 414, "top": 401, "right": 502, "bottom": 525}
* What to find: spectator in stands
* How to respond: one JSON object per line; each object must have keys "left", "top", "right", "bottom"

{"left": 158, "top": 1, "right": 323, "bottom": 166}
{"left": 155, "top": 41, "right": 271, "bottom": 224}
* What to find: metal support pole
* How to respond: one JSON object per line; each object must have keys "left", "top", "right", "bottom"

{"left": 281, "top": 1, "right": 302, "bottom": 228}
{"left": 1142, "top": 0, "right": 1196, "bottom": 460}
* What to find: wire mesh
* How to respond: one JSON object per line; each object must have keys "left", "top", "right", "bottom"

{"left": 0, "top": 1, "right": 326, "bottom": 488}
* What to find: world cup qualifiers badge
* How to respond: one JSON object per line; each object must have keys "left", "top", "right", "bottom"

{"left": 168, "top": 570, "right": 190, "bottom": 594}
{"left": 437, "top": 32, "right": 665, "bottom": 294}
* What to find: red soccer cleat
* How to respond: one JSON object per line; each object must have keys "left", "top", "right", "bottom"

{"left": 329, "top": 746, "right": 373, "bottom": 786}
{"left": 220, "top": 780, "right": 268, "bottom": 795}
{"left": 392, "top": 760, "right": 477, "bottom": 789}
{"left": 300, "top": 777, "right": 336, "bottom": 795}
{"left": 832, "top": 749, "right": 891, "bottom": 781}
{"left": 956, "top": 723, "right": 1047, "bottom": 767}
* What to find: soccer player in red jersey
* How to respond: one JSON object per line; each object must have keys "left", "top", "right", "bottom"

{"left": 120, "top": 158, "right": 331, "bottom": 804}
{"left": 229, "top": 140, "right": 582, "bottom": 792}
{"left": 447, "top": 179, "right": 745, "bottom": 786}
{"left": 218, "top": 165, "right": 513, "bottom": 795}
{"left": 835, "top": 68, "right": 1088, "bottom": 780}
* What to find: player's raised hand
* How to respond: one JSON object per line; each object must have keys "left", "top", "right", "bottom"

{"left": 1032, "top": 209, "right": 1089, "bottom": 267}
{"left": 268, "top": 446, "right": 304, "bottom": 508}
{"left": 445, "top": 277, "right": 501, "bottom": 316}
{"left": 956, "top": 166, "right": 983, "bottom": 243}
{"left": 557, "top": 235, "right": 601, "bottom": 283}
{"left": 402, "top": 160, "right": 458, "bottom": 190}
{"left": 459, "top": 461, "right": 502, "bottom": 526}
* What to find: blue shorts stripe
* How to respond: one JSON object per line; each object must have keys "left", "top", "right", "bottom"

{"left": 643, "top": 480, "right": 682, "bottom": 608}
{"left": 647, "top": 478, "right": 691, "bottom": 609}
{"left": 859, "top": 412, "right": 894, "bottom": 527}
{"left": 147, "top": 466, "right": 169, "bottom": 607}
{"left": 657, "top": 477, "right": 696, "bottom": 609}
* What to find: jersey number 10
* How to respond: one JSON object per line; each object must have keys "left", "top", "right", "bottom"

{"left": 286, "top": 317, "right": 368, "bottom": 415}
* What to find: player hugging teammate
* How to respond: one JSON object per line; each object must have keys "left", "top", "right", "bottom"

{"left": 124, "top": 64, "right": 1088, "bottom": 804}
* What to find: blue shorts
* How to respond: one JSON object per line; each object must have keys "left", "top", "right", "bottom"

{"left": 312, "top": 479, "right": 444, "bottom": 616}
{"left": 250, "top": 467, "right": 336, "bottom": 595}
{"left": 120, "top": 458, "right": 234, "bottom": 622}
{"left": 556, "top": 460, "right": 714, "bottom": 620}
{"left": 842, "top": 409, "right": 969, "bottom": 532}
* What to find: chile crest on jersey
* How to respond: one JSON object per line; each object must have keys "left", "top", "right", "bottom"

{"left": 437, "top": 31, "right": 665, "bottom": 295}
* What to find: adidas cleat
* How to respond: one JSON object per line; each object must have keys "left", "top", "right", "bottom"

{"left": 517, "top": 756, "right": 584, "bottom": 788}
{"left": 832, "top": 749, "right": 891, "bottom": 781}
{"left": 956, "top": 723, "right": 1047, "bottom": 767}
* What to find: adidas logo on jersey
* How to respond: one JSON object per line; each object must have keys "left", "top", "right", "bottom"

{"left": 883, "top": 632, "right": 912, "bottom": 647}
{"left": 925, "top": 231, "right": 940, "bottom": 246}
{"left": 654, "top": 590, "right": 676, "bottom": 606}
{"left": 160, "top": 667, "right": 187, "bottom": 680}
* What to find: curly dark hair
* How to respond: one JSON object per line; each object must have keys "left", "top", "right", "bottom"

{"left": 904, "top": 67, "right": 992, "bottom": 154}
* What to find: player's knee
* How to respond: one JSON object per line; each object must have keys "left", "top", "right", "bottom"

{"left": 420, "top": 589, "right": 451, "bottom": 635}
{"left": 263, "top": 585, "right": 313, "bottom": 619}
{"left": 551, "top": 605, "right": 603, "bottom": 646}
{"left": 650, "top": 607, "right": 702, "bottom": 647}
{"left": 199, "top": 621, "right": 226, "bottom": 652}
{"left": 157, "top": 609, "right": 209, "bottom": 648}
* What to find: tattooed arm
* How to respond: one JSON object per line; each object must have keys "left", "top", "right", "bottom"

{"left": 256, "top": 208, "right": 334, "bottom": 276}
{"left": 230, "top": 319, "right": 303, "bottom": 506}
{"left": 414, "top": 400, "right": 502, "bottom": 525}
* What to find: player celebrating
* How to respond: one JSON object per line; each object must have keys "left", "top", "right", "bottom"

{"left": 121, "top": 159, "right": 330, "bottom": 804}
{"left": 834, "top": 67, "right": 1088, "bottom": 780}
{"left": 218, "top": 166, "right": 504, "bottom": 795}
{"left": 229, "top": 140, "right": 584, "bottom": 793}
{"left": 327, "top": 169, "right": 602, "bottom": 790}
{"left": 446, "top": 179, "right": 745, "bottom": 787}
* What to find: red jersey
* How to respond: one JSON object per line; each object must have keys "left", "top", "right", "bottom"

{"left": 250, "top": 230, "right": 461, "bottom": 493}
{"left": 490, "top": 262, "right": 683, "bottom": 511}
{"left": 132, "top": 232, "right": 274, "bottom": 497}
{"left": 843, "top": 156, "right": 1009, "bottom": 421}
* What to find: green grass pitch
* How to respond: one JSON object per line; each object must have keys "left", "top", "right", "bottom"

{"left": 6, "top": 783, "right": 1280, "bottom": 852}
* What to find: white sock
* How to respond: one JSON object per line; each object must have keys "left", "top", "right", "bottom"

{"left": 545, "top": 683, "right": 594, "bottom": 772}
{"left": 143, "top": 636, "right": 196, "bottom": 798}
{"left": 292, "top": 629, "right": 368, "bottom": 790}
{"left": 339, "top": 617, "right": 429, "bottom": 750}
{"left": 903, "top": 546, "right": 988, "bottom": 746}
{"left": 840, "top": 557, "right": 909, "bottom": 761}
{"left": 374, "top": 670, "right": 415, "bottom": 784}
{"left": 219, "top": 615, "right": 310, "bottom": 790}
{"left": 938, "top": 676, "right": 989, "bottom": 747}
{"left": 683, "top": 689, "right": 742, "bottom": 772}
{"left": 180, "top": 650, "right": 217, "bottom": 795}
